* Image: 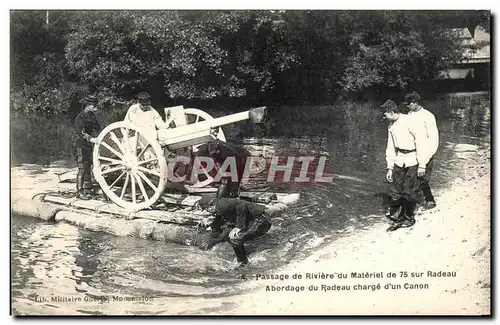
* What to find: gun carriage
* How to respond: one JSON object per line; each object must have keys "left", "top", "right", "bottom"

{"left": 92, "top": 106, "right": 267, "bottom": 211}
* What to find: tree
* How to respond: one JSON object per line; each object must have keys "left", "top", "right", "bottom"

{"left": 333, "top": 11, "right": 465, "bottom": 95}
{"left": 10, "top": 10, "right": 82, "bottom": 117}
{"left": 11, "top": 10, "right": 482, "bottom": 116}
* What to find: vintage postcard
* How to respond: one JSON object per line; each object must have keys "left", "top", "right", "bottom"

{"left": 10, "top": 9, "right": 491, "bottom": 315}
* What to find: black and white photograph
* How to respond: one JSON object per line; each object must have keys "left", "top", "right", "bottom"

{"left": 9, "top": 8, "right": 491, "bottom": 315}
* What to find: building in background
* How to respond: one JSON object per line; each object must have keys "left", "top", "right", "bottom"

{"left": 438, "top": 25, "right": 490, "bottom": 91}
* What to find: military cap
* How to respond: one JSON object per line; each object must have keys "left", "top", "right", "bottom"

{"left": 137, "top": 92, "right": 151, "bottom": 100}
{"left": 403, "top": 91, "right": 421, "bottom": 104}
{"left": 379, "top": 99, "right": 398, "bottom": 112}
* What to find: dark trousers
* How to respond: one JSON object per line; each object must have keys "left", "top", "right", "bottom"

{"left": 75, "top": 146, "right": 93, "bottom": 192}
{"left": 390, "top": 164, "right": 419, "bottom": 220}
{"left": 228, "top": 212, "right": 272, "bottom": 263}
{"left": 391, "top": 165, "right": 419, "bottom": 203}
{"left": 420, "top": 157, "right": 435, "bottom": 203}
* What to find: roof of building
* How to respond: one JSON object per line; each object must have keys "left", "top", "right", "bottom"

{"left": 450, "top": 27, "right": 473, "bottom": 38}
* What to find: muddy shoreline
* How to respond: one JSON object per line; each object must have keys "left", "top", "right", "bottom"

{"left": 215, "top": 146, "right": 491, "bottom": 315}
{"left": 143, "top": 145, "right": 491, "bottom": 315}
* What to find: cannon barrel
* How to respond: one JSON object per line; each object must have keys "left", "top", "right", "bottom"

{"left": 205, "top": 106, "right": 267, "bottom": 128}
{"left": 158, "top": 106, "right": 267, "bottom": 150}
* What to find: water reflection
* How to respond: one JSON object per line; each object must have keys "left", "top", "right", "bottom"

{"left": 12, "top": 217, "right": 89, "bottom": 314}
{"left": 449, "top": 98, "right": 491, "bottom": 143}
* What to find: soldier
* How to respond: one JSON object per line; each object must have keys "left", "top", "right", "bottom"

{"left": 197, "top": 195, "right": 272, "bottom": 266}
{"left": 124, "top": 92, "right": 171, "bottom": 141}
{"left": 404, "top": 91, "right": 439, "bottom": 210}
{"left": 124, "top": 92, "right": 174, "bottom": 171}
{"left": 381, "top": 99, "right": 427, "bottom": 232}
{"left": 74, "top": 95, "right": 101, "bottom": 199}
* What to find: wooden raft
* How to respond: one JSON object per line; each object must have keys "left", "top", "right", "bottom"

{"left": 39, "top": 191, "right": 300, "bottom": 227}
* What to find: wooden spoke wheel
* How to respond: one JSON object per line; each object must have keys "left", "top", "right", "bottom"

{"left": 183, "top": 108, "right": 226, "bottom": 189}
{"left": 92, "top": 121, "right": 167, "bottom": 211}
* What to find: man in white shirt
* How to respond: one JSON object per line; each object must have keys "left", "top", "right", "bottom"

{"left": 404, "top": 91, "right": 439, "bottom": 210}
{"left": 124, "top": 92, "right": 171, "bottom": 141}
{"left": 381, "top": 99, "right": 428, "bottom": 232}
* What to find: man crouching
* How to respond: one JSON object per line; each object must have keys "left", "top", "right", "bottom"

{"left": 197, "top": 194, "right": 272, "bottom": 266}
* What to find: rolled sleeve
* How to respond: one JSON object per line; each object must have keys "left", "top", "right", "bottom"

{"left": 153, "top": 110, "right": 168, "bottom": 130}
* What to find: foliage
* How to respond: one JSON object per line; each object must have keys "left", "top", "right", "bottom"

{"left": 62, "top": 10, "right": 299, "bottom": 102}
{"left": 10, "top": 11, "right": 83, "bottom": 117}
{"left": 10, "top": 10, "right": 490, "bottom": 117}
{"left": 300, "top": 11, "right": 466, "bottom": 95}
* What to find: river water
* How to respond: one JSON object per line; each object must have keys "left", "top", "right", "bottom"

{"left": 11, "top": 96, "right": 490, "bottom": 314}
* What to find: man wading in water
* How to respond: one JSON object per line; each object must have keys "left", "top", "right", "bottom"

{"left": 197, "top": 182, "right": 272, "bottom": 266}
{"left": 381, "top": 99, "right": 427, "bottom": 232}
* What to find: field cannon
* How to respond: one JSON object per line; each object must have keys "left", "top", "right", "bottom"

{"left": 92, "top": 105, "right": 267, "bottom": 211}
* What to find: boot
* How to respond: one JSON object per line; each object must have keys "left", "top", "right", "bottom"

{"left": 76, "top": 170, "right": 84, "bottom": 193}
{"left": 216, "top": 179, "right": 231, "bottom": 200}
{"left": 385, "top": 204, "right": 403, "bottom": 222}
{"left": 76, "top": 190, "right": 91, "bottom": 200}
{"left": 422, "top": 183, "right": 436, "bottom": 207}
{"left": 83, "top": 187, "right": 95, "bottom": 198}
{"left": 386, "top": 222, "right": 402, "bottom": 232}
{"left": 386, "top": 201, "right": 407, "bottom": 232}
{"left": 400, "top": 202, "right": 416, "bottom": 228}
{"left": 231, "top": 243, "right": 249, "bottom": 265}
{"left": 424, "top": 200, "right": 437, "bottom": 210}
{"left": 400, "top": 217, "right": 416, "bottom": 228}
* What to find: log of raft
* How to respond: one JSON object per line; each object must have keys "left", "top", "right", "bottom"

{"left": 11, "top": 190, "right": 300, "bottom": 247}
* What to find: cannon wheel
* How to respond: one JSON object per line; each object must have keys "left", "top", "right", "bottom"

{"left": 180, "top": 108, "right": 226, "bottom": 189}
{"left": 92, "top": 121, "right": 167, "bottom": 211}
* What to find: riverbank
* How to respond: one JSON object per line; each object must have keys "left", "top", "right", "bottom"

{"left": 157, "top": 146, "right": 490, "bottom": 315}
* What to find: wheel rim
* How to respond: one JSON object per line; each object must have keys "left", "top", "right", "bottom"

{"left": 92, "top": 121, "right": 167, "bottom": 211}
{"left": 184, "top": 109, "right": 226, "bottom": 188}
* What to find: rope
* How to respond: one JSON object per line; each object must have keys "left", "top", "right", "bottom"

{"left": 31, "top": 190, "right": 78, "bottom": 202}
{"left": 31, "top": 192, "right": 48, "bottom": 201}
